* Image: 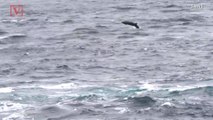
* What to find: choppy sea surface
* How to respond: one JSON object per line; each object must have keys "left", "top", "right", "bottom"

{"left": 0, "top": 0, "right": 213, "bottom": 120}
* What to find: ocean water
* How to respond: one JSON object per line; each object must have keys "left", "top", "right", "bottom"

{"left": 0, "top": 0, "right": 213, "bottom": 120}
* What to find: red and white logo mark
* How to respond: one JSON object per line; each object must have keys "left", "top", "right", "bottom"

{"left": 10, "top": 5, "right": 24, "bottom": 16}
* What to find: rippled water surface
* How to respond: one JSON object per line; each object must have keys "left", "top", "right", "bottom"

{"left": 0, "top": 0, "right": 213, "bottom": 120}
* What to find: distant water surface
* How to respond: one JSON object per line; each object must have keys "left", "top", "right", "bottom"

{"left": 0, "top": 0, "right": 213, "bottom": 120}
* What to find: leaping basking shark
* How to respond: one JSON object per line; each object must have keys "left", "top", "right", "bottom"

{"left": 122, "top": 21, "right": 139, "bottom": 29}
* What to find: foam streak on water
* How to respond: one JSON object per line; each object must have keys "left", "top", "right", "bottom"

{"left": 0, "top": 0, "right": 213, "bottom": 120}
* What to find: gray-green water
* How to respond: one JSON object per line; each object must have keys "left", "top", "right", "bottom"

{"left": 0, "top": 0, "right": 213, "bottom": 120}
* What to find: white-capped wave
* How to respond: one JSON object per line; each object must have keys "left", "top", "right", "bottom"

{"left": 0, "top": 101, "right": 29, "bottom": 112}
{"left": 0, "top": 87, "right": 14, "bottom": 93}
{"left": 39, "top": 83, "right": 79, "bottom": 90}
{"left": 139, "top": 79, "right": 213, "bottom": 92}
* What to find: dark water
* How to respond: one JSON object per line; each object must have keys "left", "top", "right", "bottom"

{"left": 0, "top": 0, "right": 213, "bottom": 120}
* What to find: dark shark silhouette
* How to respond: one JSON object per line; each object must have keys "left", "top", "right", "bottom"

{"left": 122, "top": 21, "right": 139, "bottom": 29}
